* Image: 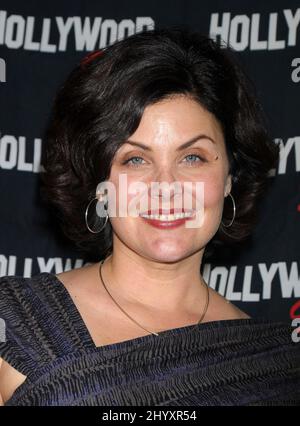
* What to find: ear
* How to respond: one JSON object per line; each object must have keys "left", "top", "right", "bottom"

{"left": 224, "top": 174, "right": 232, "bottom": 197}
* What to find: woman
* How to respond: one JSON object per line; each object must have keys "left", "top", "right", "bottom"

{"left": 0, "top": 28, "right": 299, "bottom": 406}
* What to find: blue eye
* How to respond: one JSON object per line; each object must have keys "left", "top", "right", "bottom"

{"left": 184, "top": 154, "right": 204, "bottom": 163}
{"left": 123, "top": 154, "right": 205, "bottom": 168}
{"left": 124, "top": 156, "right": 145, "bottom": 167}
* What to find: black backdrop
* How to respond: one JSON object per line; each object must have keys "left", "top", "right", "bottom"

{"left": 0, "top": 0, "right": 299, "bottom": 323}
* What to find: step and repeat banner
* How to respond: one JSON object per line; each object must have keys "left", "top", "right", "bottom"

{"left": 0, "top": 1, "right": 299, "bottom": 322}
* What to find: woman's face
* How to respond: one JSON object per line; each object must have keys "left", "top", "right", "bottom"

{"left": 105, "top": 95, "right": 232, "bottom": 263}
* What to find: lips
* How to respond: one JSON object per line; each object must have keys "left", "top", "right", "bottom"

{"left": 139, "top": 208, "right": 195, "bottom": 229}
{"left": 140, "top": 215, "right": 193, "bottom": 229}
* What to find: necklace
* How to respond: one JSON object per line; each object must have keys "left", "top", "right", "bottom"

{"left": 98, "top": 257, "right": 210, "bottom": 337}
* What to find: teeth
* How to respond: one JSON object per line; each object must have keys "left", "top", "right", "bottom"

{"left": 140, "top": 212, "right": 193, "bottom": 221}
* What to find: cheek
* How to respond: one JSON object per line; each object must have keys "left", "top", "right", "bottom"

{"left": 203, "top": 180, "right": 224, "bottom": 207}
{"left": 199, "top": 172, "right": 226, "bottom": 213}
{"left": 192, "top": 173, "right": 226, "bottom": 235}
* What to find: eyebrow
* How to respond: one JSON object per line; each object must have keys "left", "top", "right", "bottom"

{"left": 124, "top": 134, "right": 216, "bottom": 151}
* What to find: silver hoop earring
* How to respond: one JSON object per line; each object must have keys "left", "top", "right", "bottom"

{"left": 221, "top": 192, "right": 236, "bottom": 228}
{"left": 85, "top": 197, "right": 109, "bottom": 234}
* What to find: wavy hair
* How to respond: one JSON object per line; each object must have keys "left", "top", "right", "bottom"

{"left": 40, "top": 27, "right": 279, "bottom": 262}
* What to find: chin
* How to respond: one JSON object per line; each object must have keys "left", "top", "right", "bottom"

{"left": 143, "top": 247, "right": 193, "bottom": 264}
{"left": 150, "top": 256, "right": 187, "bottom": 264}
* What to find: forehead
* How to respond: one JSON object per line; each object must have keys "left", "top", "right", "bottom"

{"left": 146, "top": 94, "right": 217, "bottom": 119}
{"left": 125, "top": 95, "right": 224, "bottom": 148}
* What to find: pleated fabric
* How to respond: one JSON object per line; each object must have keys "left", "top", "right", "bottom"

{"left": 0, "top": 272, "right": 299, "bottom": 406}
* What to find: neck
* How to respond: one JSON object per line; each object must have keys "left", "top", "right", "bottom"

{"left": 99, "top": 243, "right": 207, "bottom": 315}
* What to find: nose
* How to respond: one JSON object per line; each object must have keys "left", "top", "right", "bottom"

{"left": 148, "top": 165, "right": 181, "bottom": 200}
{"left": 153, "top": 163, "right": 178, "bottom": 183}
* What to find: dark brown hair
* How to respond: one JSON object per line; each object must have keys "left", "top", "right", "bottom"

{"left": 40, "top": 27, "right": 279, "bottom": 262}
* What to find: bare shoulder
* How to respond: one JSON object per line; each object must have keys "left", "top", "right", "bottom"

{"left": 54, "top": 263, "right": 105, "bottom": 312}
{"left": 228, "top": 302, "right": 251, "bottom": 320}
{"left": 207, "top": 286, "right": 251, "bottom": 321}
{"left": 55, "top": 263, "right": 98, "bottom": 291}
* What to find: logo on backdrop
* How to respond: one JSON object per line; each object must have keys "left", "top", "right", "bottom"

{"left": 202, "top": 261, "right": 300, "bottom": 302}
{"left": 0, "top": 11, "right": 155, "bottom": 52}
{"left": 209, "top": 8, "right": 300, "bottom": 51}
{"left": 0, "top": 255, "right": 86, "bottom": 277}
{"left": 273, "top": 137, "right": 300, "bottom": 175}
{"left": 0, "top": 134, "right": 43, "bottom": 172}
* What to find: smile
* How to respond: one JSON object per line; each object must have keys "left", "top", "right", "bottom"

{"left": 139, "top": 212, "right": 193, "bottom": 221}
{"left": 138, "top": 209, "right": 195, "bottom": 228}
